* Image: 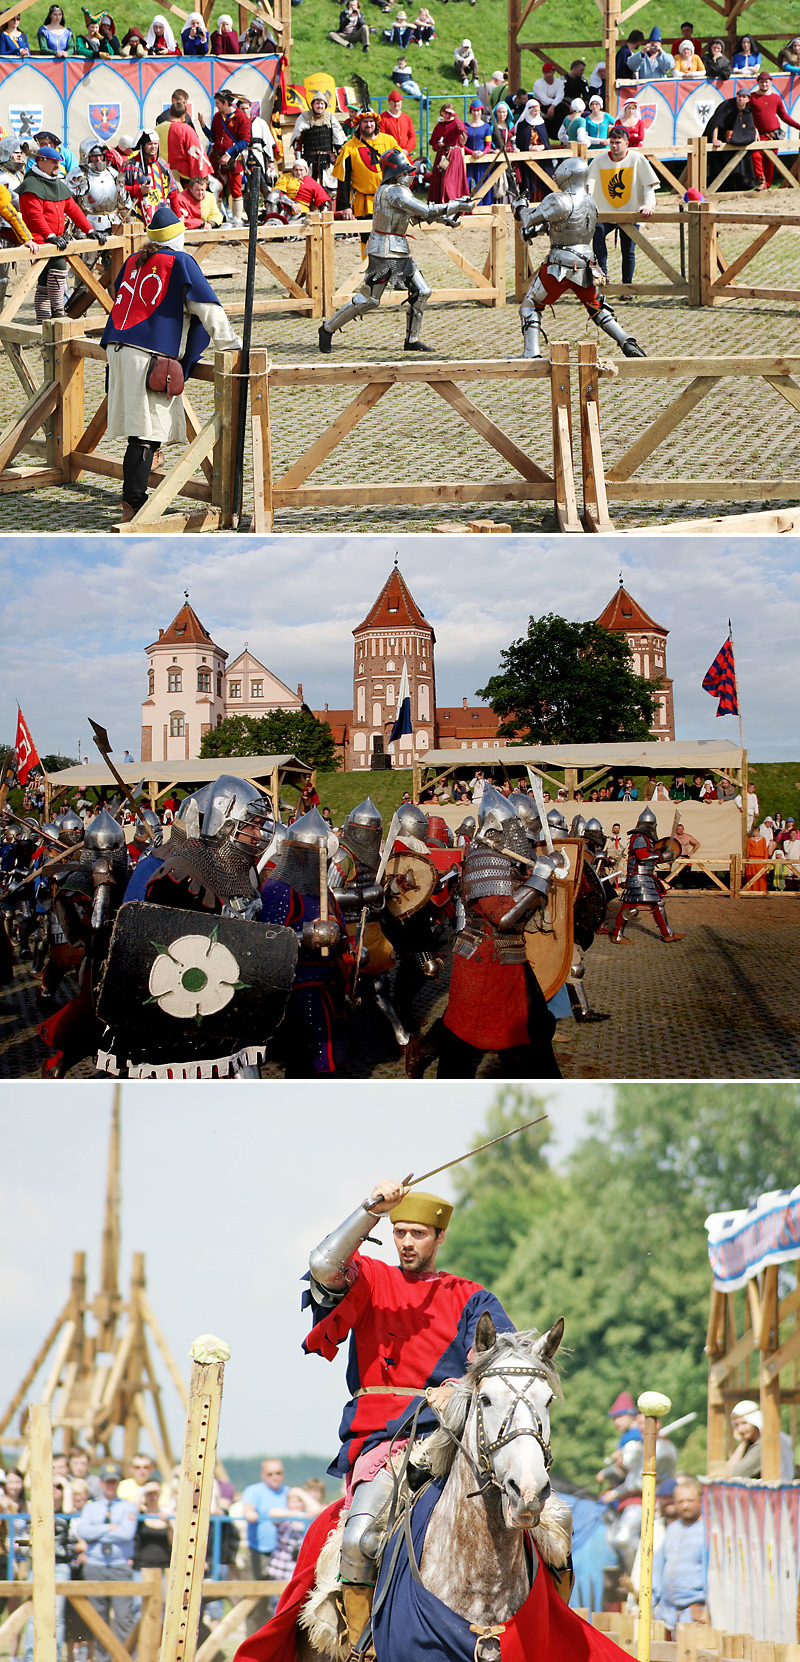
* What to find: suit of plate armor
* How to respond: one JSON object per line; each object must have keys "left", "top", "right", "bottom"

{"left": 610, "top": 808, "right": 681, "bottom": 943}
{"left": 515, "top": 157, "right": 645, "bottom": 360}
{"left": 319, "top": 151, "right": 471, "bottom": 352}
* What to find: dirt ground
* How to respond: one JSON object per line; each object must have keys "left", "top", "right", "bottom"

{"left": 0, "top": 189, "right": 799, "bottom": 532}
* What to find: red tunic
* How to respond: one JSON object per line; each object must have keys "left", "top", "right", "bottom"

{"left": 380, "top": 109, "right": 417, "bottom": 154}
{"left": 444, "top": 892, "right": 532, "bottom": 1049}
{"left": 304, "top": 1252, "right": 512, "bottom": 1475}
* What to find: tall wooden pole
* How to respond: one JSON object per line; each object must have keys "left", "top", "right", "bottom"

{"left": 158, "top": 1338, "right": 229, "bottom": 1662}
{"left": 30, "top": 1402, "right": 57, "bottom": 1662}
{"left": 95, "top": 1086, "right": 121, "bottom": 1353}
{"left": 760, "top": 1266, "right": 781, "bottom": 1480}
{"left": 636, "top": 1389, "right": 671, "bottom": 1662}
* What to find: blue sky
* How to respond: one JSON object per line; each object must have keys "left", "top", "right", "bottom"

{"left": 0, "top": 533, "right": 797, "bottom": 761}
{"left": 0, "top": 1082, "right": 610, "bottom": 1463}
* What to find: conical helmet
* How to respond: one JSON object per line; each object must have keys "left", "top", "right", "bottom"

{"left": 477, "top": 783, "right": 516, "bottom": 837}
{"left": 396, "top": 802, "right": 428, "bottom": 840}
{"left": 584, "top": 817, "right": 606, "bottom": 851}
{"left": 571, "top": 813, "right": 588, "bottom": 838}
{"left": 345, "top": 795, "right": 382, "bottom": 830}
{"left": 546, "top": 807, "right": 569, "bottom": 840}
{"left": 60, "top": 808, "right": 84, "bottom": 846}
{"left": 84, "top": 807, "right": 125, "bottom": 852}
{"left": 636, "top": 806, "right": 657, "bottom": 832}
{"left": 287, "top": 806, "right": 330, "bottom": 846}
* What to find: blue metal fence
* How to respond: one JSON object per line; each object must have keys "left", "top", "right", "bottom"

{"left": 2, "top": 1512, "right": 229, "bottom": 1582}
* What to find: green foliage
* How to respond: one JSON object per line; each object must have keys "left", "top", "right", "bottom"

{"left": 41, "top": 753, "right": 78, "bottom": 772}
{"left": 441, "top": 1084, "right": 800, "bottom": 1488}
{"left": 199, "top": 711, "right": 340, "bottom": 771}
{"left": 476, "top": 614, "right": 657, "bottom": 744}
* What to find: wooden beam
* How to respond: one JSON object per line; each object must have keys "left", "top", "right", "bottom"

{"left": 159, "top": 1348, "right": 227, "bottom": 1662}
{"left": 274, "top": 381, "right": 390, "bottom": 492}
{"left": 712, "top": 223, "right": 780, "bottom": 287}
{"left": 429, "top": 378, "right": 552, "bottom": 482}
{"left": 139, "top": 1293, "right": 190, "bottom": 1409}
{"left": 760, "top": 1265, "right": 781, "bottom": 1480}
{"left": 30, "top": 1402, "right": 57, "bottom": 1662}
{"left": 0, "top": 380, "right": 59, "bottom": 474}
{"left": 606, "top": 377, "right": 722, "bottom": 481}
{"left": 133, "top": 1389, "right": 172, "bottom": 1482}
{"left": 194, "top": 1598, "right": 259, "bottom": 1662}
{"left": 68, "top": 1598, "right": 134, "bottom": 1662}
{"left": 128, "top": 415, "right": 221, "bottom": 528}
{"left": 0, "top": 1302, "right": 71, "bottom": 1436}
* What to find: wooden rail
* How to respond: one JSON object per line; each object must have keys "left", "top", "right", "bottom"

{"left": 577, "top": 340, "right": 800, "bottom": 528}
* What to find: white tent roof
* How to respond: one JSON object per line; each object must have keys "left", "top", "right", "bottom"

{"left": 422, "top": 741, "right": 745, "bottom": 770}
{"left": 48, "top": 755, "right": 312, "bottom": 788}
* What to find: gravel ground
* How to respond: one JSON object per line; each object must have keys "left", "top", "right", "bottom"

{"left": 5, "top": 892, "right": 800, "bottom": 1079}
{"left": 1, "top": 195, "right": 799, "bottom": 532}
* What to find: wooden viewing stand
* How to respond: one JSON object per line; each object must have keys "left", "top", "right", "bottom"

{"left": 707, "top": 1261, "right": 800, "bottom": 1481}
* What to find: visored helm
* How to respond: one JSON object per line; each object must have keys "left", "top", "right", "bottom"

{"left": 200, "top": 775, "right": 263, "bottom": 840}
{"left": 571, "top": 813, "right": 588, "bottom": 839}
{"left": 507, "top": 790, "right": 541, "bottom": 837}
{"left": 132, "top": 807, "right": 161, "bottom": 847}
{"left": 553, "top": 154, "right": 589, "bottom": 193}
{"left": 396, "top": 802, "right": 428, "bottom": 840}
{"left": 380, "top": 147, "right": 415, "bottom": 183}
{"left": 477, "top": 782, "right": 516, "bottom": 838}
{"left": 80, "top": 136, "right": 107, "bottom": 166}
{"left": 0, "top": 136, "right": 22, "bottom": 166}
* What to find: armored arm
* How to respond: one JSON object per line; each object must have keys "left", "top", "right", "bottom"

{"left": 496, "top": 877, "right": 548, "bottom": 931}
{"left": 515, "top": 194, "right": 564, "bottom": 242}
{"left": 308, "top": 1201, "right": 382, "bottom": 1305}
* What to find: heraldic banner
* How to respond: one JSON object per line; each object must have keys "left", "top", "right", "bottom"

{"left": 704, "top": 1480, "right": 800, "bottom": 1642}
{"left": 614, "top": 70, "right": 800, "bottom": 149}
{"left": 0, "top": 53, "right": 279, "bottom": 160}
{"left": 705, "top": 1186, "right": 800, "bottom": 1291}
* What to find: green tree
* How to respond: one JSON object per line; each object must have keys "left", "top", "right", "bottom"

{"left": 441, "top": 1084, "right": 800, "bottom": 1487}
{"left": 40, "top": 753, "right": 78, "bottom": 772}
{"left": 476, "top": 614, "right": 657, "bottom": 744}
{"left": 199, "top": 711, "right": 339, "bottom": 771}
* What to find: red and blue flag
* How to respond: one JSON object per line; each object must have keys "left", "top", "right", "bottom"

{"left": 702, "top": 630, "right": 738, "bottom": 716}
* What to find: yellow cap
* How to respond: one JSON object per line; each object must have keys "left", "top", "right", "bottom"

{"left": 389, "top": 1191, "right": 453, "bottom": 1231}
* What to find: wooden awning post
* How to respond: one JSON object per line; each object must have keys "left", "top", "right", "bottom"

{"left": 158, "top": 1337, "right": 229, "bottom": 1662}
{"left": 30, "top": 1401, "right": 57, "bottom": 1662}
{"left": 760, "top": 1266, "right": 781, "bottom": 1479}
{"left": 636, "top": 1390, "right": 671, "bottom": 1662}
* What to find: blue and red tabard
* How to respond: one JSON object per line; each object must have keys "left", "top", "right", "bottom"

{"left": 302, "top": 1252, "right": 514, "bottom": 1477}
{"left": 99, "top": 247, "right": 223, "bottom": 373}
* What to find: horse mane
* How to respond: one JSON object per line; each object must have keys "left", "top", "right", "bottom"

{"left": 419, "top": 1328, "right": 563, "bottom": 1483}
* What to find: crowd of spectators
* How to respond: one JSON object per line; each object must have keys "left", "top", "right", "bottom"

{"left": 0, "top": 1447, "right": 328, "bottom": 1659}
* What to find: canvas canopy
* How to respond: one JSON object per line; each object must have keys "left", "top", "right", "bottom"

{"left": 431, "top": 799, "right": 742, "bottom": 866}
{"left": 419, "top": 741, "right": 745, "bottom": 775}
{"left": 44, "top": 755, "right": 312, "bottom": 812}
{"left": 706, "top": 1187, "right": 800, "bottom": 1292}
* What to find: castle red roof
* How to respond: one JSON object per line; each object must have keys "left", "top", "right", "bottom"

{"left": 146, "top": 601, "right": 227, "bottom": 657}
{"left": 353, "top": 567, "right": 435, "bottom": 640}
{"left": 595, "top": 583, "right": 667, "bottom": 637}
{"left": 436, "top": 705, "right": 501, "bottom": 742}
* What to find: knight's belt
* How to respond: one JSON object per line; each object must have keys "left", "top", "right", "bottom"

{"left": 354, "top": 1384, "right": 425, "bottom": 1396}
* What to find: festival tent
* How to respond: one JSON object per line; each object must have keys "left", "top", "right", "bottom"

{"left": 44, "top": 754, "right": 313, "bottom": 815}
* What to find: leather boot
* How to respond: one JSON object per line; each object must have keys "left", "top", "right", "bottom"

{"left": 341, "top": 1584, "right": 375, "bottom": 1659}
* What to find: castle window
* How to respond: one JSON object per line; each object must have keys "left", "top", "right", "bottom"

{"left": 387, "top": 660, "right": 395, "bottom": 672}
{"left": 169, "top": 712, "right": 185, "bottom": 738}
{"left": 148, "top": 669, "right": 154, "bottom": 696}
{"left": 251, "top": 681, "right": 263, "bottom": 699}
{"left": 168, "top": 669, "right": 182, "bottom": 693}
{"left": 372, "top": 702, "right": 382, "bottom": 726}
{"left": 217, "top": 673, "right": 223, "bottom": 696}
{"left": 386, "top": 685, "right": 394, "bottom": 704}
{"left": 174, "top": 625, "right": 186, "bottom": 636}
{"left": 197, "top": 670, "right": 211, "bottom": 693}
{"left": 229, "top": 680, "right": 241, "bottom": 699}
{"left": 389, "top": 599, "right": 398, "bottom": 613}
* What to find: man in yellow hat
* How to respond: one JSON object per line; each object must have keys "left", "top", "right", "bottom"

{"left": 304, "top": 1176, "right": 514, "bottom": 1649}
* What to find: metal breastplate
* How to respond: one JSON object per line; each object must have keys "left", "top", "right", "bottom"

{"left": 461, "top": 847, "right": 516, "bottom": 904}
{"left": 622, "top": 836, "right": 662, "bottom": 903}
{"left": 367, "top": 181, "right": 416, "bottom": 258}
{"left": 547, "top": 188, "right": 597, "bottom": 262}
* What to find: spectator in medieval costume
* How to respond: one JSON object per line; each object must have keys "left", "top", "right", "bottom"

{"left": 703, "top": 38, "right": 731, "bottom": 77}
{"left": 122, "top": 129, "right": 179, "bottom": 226}
{"left": 37, "top": 4, "right": 72, "bottom": 53}
{"left": 180, "top": 11, "right": 209, "bottom": 52}
{"left": 532, "top": 62, "right": 566, "bottom": 138}
{"left": 18, "top": 144, "right": 91, "bottom": 322}
{"left": 513, "top": 97, "right": 552, "bottom": 198}
{"left": 332, "top": 110, "right": 396, "bottom": 224}
{"left": 205, "top": 87, "right": 251, "bottom": 224}
{"left": 291, "top": 91, "right": 345, "bottom": 187}
{"left": 379, "top": 89, "right": 417, "bottom": 157}
{"left": 275, "top": 158, "right": 332, "bottom": 209}
{"left": 464, "top": 99, "right": 494, "bottom": 196}
{"left": 427, "top": 105, "right": 468, "bottom": 203}
{"left": 618, "top": 97, "right": 646, "bottom": 145}
{"left": 120, "top": 24, "right": 147, "bottom": 53}
{"left": 705, "top": 89, "right": 757, "bottom": 188}
{"left": 673, "top": 38, "right": 704, "bottom": 73}
{"left": 145, "top": 13, "right": 178, "bottom": 52}
{"left": 99, "top": 204, "right": 241, "bottom": 523}
{"left": 0, "top": 16, "right": 30, "bottom": 53}
{"left": 778, "top": 36, "right": 800, "bottom": 68}
{"left": 732, "top": 34, "right": 760, "bottom": 70}
{"left": 589, "top": 126, "right": 658, "bottom": 292}
{"left": 210, "top": 12, "right": 239, "bottom": 52}
{"left": 174, "top": 172, "right": 224, "bottom": 227}
{"left": 750, "top": 71, "right": 800, "bottom": 189}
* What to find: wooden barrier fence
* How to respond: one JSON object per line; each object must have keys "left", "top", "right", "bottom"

{"left": 573, "top": 1611, "right": 800, "bottom": 1662}
{"left": 576, "top": 340, "right": 800, "bottom": 530}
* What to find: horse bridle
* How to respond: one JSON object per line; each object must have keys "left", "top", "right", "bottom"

{"left": 474, "top": 1364, "right": 553, "bottom": 1482}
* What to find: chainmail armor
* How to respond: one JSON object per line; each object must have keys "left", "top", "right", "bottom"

{"left": 272, "top": 839, "right": 326, "bottom": 896}
{"left": 155, "top": 835, "right": 256, "bottom": 901}
{"left": 462, "top": 848, "right": 516, "bottom": 904}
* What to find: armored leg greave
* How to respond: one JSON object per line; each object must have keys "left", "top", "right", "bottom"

{"left": 372, "top": 973, "right": 411, "bottom": 1048}
{"left": 323, "top": 274, "right": 390, "bottom": 338}
{"left": 590, "top": 301, "right": 646, "bottom": 359}
{"left": 340, "top": 1467, "right": 398, "bottom": 1584}
{"left": 404, "top": 267, "right": 431, "bottom": 345}
{"left": 519, "top": 292, "right": 543, "bottom": 359}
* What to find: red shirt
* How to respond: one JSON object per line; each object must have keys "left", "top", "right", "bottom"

{"left": 295, "top": 175, "right": 331, "bottom": 209}
{"left": 750, "top": 89, "right": 800, "bottom": 135}
{"left": 380, "top": 109, "right": 417, "bottom": 154}
{"left": 18, "top": 182, "right": 92, "bottom": 244}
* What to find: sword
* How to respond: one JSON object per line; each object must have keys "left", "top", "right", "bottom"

{"left": 374, "top": 1112, "right": 550, "bottom": 1200}
{"left": 88, "top": 720, "right": 158, "bottom": 844}
{"left": 528, "top": 769, "right": 554, "bottom": 855}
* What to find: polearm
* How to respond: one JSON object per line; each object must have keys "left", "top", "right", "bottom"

{"left": 350, "top": 809, "right": 401, "bottom": 1007}
{"left": 385, "top": 1112, "right": 549, "bottom": 1193}
{"left": 88, "top": 719, "right": 157, "bottom": 844}
{"left": 636, "top": 1389, "right": 671, "bottom": 1662}
{"left": 232, "top": 159, "right": 261, "bottom": 531}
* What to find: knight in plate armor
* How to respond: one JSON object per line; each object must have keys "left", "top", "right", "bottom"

{"left": 69, "top": 139, "right": 122, "bottom": 235}
{"left": 565, "top": 815, "right": 610, "bottom": 1023}
{"left": 319, "top": 148, "right": 472, "bottom": 353}
{"left": 610, "top": 806, "right": 683, "bottom": 944}
{"left": 259, "top": 806, "right": 351, "bottom": 1077}
{"left": 303, "top": 1178, "right": 515, "bottom": 1654}
{"left": 514, "top": 156, "right": 646, "bottom": 360}
{"left": 435, "top": 784, "right": 562, "bottom": 1078}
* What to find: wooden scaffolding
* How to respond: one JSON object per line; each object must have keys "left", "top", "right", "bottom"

{"left": 706, "top": 1260, "right": 800, "bottom": 1481}
{"left": 0, "top": 1088, "right": 188, "bottom": 1474}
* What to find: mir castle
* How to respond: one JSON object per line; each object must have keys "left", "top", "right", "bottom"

{"left": 141, "top": 568, "right": 674, "bottom": 766}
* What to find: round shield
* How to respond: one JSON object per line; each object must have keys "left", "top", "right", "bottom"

{"left": 383, "top": 851, "right": 437, "bottom": 919}
{"left": 524, "top": 838, "right": 585, "bottom": 1001}
{"left": 346, "top": 918, "right": 396, "bottom": 976}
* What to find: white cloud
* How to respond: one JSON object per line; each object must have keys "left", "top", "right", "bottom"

{"left": 0, "top": 535, "right": 797, "bottom": 758}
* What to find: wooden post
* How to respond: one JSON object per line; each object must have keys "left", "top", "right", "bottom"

{"left": 686, "top": 201, "right": 702, "bottom": 308}
{"left": 577, "top": 341, "right": 612, "bottom": 532}
{"left": 158, "top": 1339, "right": 228, "bottom": 1662}
{"left": 706, "top": 1282, "right": 728, "bottom": 1472}
{"left": 514, "top": 218, "right": 529, "bottom": 306}
{"left": 137, "top": 1566, "right": 163, "bottom": 1662}
{"left": 212, "top": 351, "right": 240, "bottom": 530}
{"left": 30, "top": 1402, "right": 57, "bottom": 1662}
{"left": 320, "top": 211, "right": 335, "bottom": 318}
{"left": 548, "top": 342, "right": 582, "bottom": 534}
{"left": 508, "top": 0, "right": 521, "bottom": 115}
{"left": 307, "top": 216, "right": 323, "bottom": 320}
{"left": 489, "top": 204, "right": 507, "bottom": 307}
{"left": 760, "top": 1265, "right": 781, "bottom": 1480}
{"left": 123, "top": 1252, "right": 147, "bottom": 1470}
{"left": 249, "top": 348, "right": 273, "bottom": 534}
{"left": 48, "top": 317, "right": 82, "bottom": 481}
{"left": 698, "top": 200, "right": 714, "bottom": 307}
{"left": 637, "top": 1391, "right": 671, "bottom": 1662}
{"left": 606, "top": 0, "right": 620, "bottom": 116}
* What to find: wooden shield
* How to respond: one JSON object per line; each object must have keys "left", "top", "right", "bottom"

{"left": 345, "top": 918, "right": 396, "bottom": 976}
{"left": 384, "top": 851, "right": 437, "bottom": 919}
{"left": 524, "top": 838, "right": 585, "bottom": 1002}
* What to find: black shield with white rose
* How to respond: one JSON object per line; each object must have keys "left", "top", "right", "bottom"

{"left": 95, "top": 903, "right": 299, "bottom": 1077}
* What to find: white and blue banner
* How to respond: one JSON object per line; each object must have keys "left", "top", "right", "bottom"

{"left": 389, "top": 659, "right": 412, "bottom": 747}
{"left": 706, "top": 1185, "right": 800, "bottom": 1291}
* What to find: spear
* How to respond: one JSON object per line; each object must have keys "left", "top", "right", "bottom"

{"left": 380, "top": 1112, "right": 549, "bottom": 1195}
{"left": 88, "top": 720, "right": 157, "bottom": 844}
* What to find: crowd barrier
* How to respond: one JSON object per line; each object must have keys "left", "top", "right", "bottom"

{"left": 704, "top": 1481, "right": 800, "bottom": 1643}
